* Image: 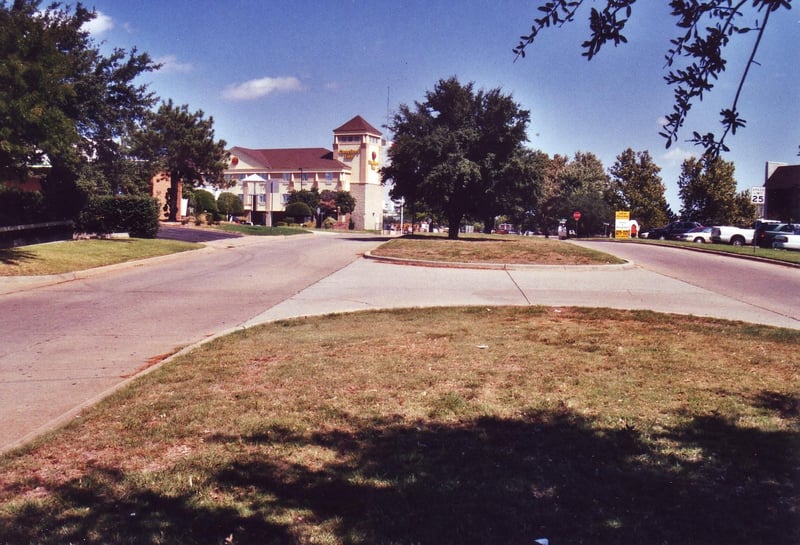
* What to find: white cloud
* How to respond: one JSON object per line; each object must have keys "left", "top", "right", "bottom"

{"left": 155, "top": 55, "right": 194, "bottom": 74}
{"left": 82, "top": 11, "right": 114, "bottom": 35}
{"left": 662, "top": 146, "right": 698, "bottom": 166}
{"left": 222, "top": 76, "right": 303, "bottom": 101}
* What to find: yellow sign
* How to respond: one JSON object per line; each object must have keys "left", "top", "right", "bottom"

{"left": 615, "top": 210, "right": 631, "bottom": 239}
{"left": 339, "top": 149, "right": 360, "bottom": 160}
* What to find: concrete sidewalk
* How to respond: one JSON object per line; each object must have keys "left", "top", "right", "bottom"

{"left": 243, "top": 256, "right": 799, "bottom": 330}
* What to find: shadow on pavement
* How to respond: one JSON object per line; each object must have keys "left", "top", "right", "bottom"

{"left": 157, "top": 225, "right": 244, "bottom": 243}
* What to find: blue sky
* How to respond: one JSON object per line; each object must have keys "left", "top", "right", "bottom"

{"left": 83, "top": 1, "right": 798, "bottom": 211}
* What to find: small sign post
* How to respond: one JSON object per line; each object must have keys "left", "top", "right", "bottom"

{"left": 572, "top": 211, "right": 581, "bottom": 237}
{"left": 751, "top": 186, "right": 766, "bottom": 218}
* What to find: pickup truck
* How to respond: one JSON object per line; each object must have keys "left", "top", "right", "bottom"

{"left": 710, "top": 220, "right": 780, "bottom": 246}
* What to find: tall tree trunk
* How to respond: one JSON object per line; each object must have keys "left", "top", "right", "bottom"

{"left": 447, "top": 215, "right": 461, "bottom": 239}
{"left": 168, "top": 172, "right": 181, "bottom": 222}
{"left": 482, "top": 215, "right": 495, "bottom": 234}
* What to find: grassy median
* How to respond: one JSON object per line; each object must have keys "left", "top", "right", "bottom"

{"left": 1, "top": 307, "right": 797, "bottom": 545}
{"left": 0, "top": 238, "right": 201, "bottom": 276}
{"left": 371, "top": 234, "right": 626, "bottom": 265}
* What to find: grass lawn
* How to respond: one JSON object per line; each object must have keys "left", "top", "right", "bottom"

{"left": 1, "top": 307, "right": 797, "bottom": 545}
{"left": 626, "top": 238, "right": 800, "bottom": 264}
{"left": 0, "top": 238, "right": 201, "bottom": 276}
{"left": 215, "top": 224, "right": 311, "bottom": 236}
{"left": 371, "top": 234, "right": 626, "bottom": 265}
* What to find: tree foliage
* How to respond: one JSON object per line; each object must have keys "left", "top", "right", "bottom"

{"left": 382, "top": 77, "right": 535, "bottom": 238}
{"left": 286, "top": 188, "right": 320, "bottom": 212}
{"left": 284, "top": 201, "right": 312, "bottom": 223}
{"left": 608, "top": 149, "right": 672, "bottom": 229}
{"left": 132, "top": 100, "right": 229, "bottom": 221}
{"left": 335, "top": 191, "right": 356, "bottom": 215}
{"left": 513, "top": 0, "right": 791, "bottom": 157}
{"left": 677, "top": 156, "right": 755, "bottom": 224}
{"left": 551, "top": 152, "right": 614, "bottom": 235}
{"left": 0, "top": 0, "right": 158, "bottom": 217}
{"left": 217, "top": 192, "right": 244, "bottom": 217}
{"left": 191, "top": 189, "right": 217, "bottom": 215}
{"left": 318, "top": 190, "right": 356, "bottom": 219}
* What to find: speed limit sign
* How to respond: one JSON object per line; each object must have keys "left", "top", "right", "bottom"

{"left": 751, "top": 187, "right": 765, "bottom": 204}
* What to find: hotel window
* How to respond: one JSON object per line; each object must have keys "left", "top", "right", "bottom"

{"left": 258, "top": 194, "right": 266, "bottom": 204}
{"left": 283, "top": 173, "right": 291, "bottom": 181}
{"left": 325, "top": 172, "right": 333, "bottom": 181}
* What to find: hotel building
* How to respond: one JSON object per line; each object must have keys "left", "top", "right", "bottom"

{"left": 223, "top": 115, "right": 385, "bottom": 230}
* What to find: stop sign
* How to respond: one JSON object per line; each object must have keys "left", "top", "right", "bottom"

{"left": 573, "top": 211, "right": 582, "bottom": 221}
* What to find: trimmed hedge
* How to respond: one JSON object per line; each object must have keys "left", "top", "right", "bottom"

{"left": 77, "top": 195, "right": 160, "bottom": 238}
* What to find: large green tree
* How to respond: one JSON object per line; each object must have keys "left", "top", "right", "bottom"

{"left": 513, "top": 0, "right": 791, "bottom": 158}
{"left": 535, "top": 153, "right": 568, "bottom": 236}
{"left": 0, "top": 0, "right": 158, "bottom": 217}
{"left": 608, "top": 148, "right": 672, "bottom": 230}
{"left": 553, "top": 152, "right": 614, "bottom": 236}
{"left": 677, "top": 156, "right": 755, "bottom": 224}
{"left": 477, "top": 147, "right": 547, "bottom": 234}
{"left": 133, "top": 100, "right": 229, "bottom": 222}
{"left": 382, "top": 77, "right": 533, "bottom": 239}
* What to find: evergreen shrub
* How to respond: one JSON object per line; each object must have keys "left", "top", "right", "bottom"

{"left": 77, "top": 195, "right": 160, "bottom": 238}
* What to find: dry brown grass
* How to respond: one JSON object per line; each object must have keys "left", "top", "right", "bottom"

{"left": 371, "top": 234, "right": 626, "bottom": 265}
{"left": 1, "top": 307, "right": 797, "bottom": 545}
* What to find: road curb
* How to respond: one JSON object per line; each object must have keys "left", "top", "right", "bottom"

{"left": 363, "top": 250, "right": 635, "bottom": 271}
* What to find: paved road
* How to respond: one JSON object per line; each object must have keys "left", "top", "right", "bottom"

{"left": 0, "top": 230, "right": 386, "bottom": 452}
{"left": 573, "top": 240, "right": 800, "bottom": 324}
{"left": 1, "top": 233, "right": 798, "bottom": 453}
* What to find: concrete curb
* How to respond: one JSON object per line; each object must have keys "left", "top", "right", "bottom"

{"left": 363, "top": 250, "right": 635, "bottom": 271}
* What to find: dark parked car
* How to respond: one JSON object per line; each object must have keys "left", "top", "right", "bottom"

{"left": 754, "top": 223, "right": 798, "bottom": 248}
{"left": 647, "top": 221, "right": 703, "bottom": 240}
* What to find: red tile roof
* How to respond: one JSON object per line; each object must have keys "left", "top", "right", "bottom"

{"left": 333, "top": 115, "right": 382, "bottom": 136}
{"left": 230, "top": 147, "right": 350, "bottom": 171}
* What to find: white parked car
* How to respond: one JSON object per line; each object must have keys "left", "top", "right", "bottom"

{"left": 771, "top": 227, "right": 800, "bottom": 251}
{"left": 677, "top": 226, "right": 714, "bottom": 243}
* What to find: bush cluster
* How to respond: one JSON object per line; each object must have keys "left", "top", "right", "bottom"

{"left": 76, "top": 195, "right": 160, "bottom": 238}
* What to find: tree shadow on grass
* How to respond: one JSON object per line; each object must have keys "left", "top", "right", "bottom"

{"left": 0, "top": 247, "right": 38, "bottom": 267}
{"left": 2, "top": 398, "right": 797, "bottom": 544}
